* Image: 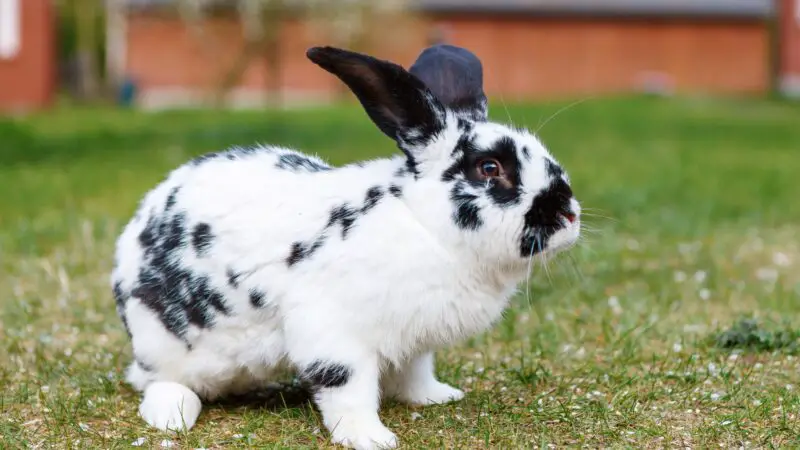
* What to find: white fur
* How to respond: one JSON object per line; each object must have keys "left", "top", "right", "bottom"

{"left": 112, "top": 70, "right": 580, "bottom": 450}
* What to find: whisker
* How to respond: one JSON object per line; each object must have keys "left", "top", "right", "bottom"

{"left": 580, "top": 212, "right": 619, "bottom": 223}
{"left": 498, "top": 94, "right": 515, "bottom": 128}
{"left": 536, "top": 235, "right": 552, "bottom": 285}
{"left": 535, "top": 96, "right": 594, "bottom": 135}
{"left": 525, "top": 236, "right": 536, "bottom": 310}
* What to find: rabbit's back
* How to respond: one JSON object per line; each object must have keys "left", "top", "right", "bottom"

{"left": 111, "top": 145, "right": 420, "bottom": 396}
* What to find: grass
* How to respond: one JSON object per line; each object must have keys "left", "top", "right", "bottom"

{"left": 1, "top": 94, "right": 800, "bottom": 448}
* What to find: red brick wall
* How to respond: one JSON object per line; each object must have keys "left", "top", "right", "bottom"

{"left": 123, "top": 12, "right": 770, "bottom": 104}
{"left": 0, "top": 0, "right": 55, "bottom": 112}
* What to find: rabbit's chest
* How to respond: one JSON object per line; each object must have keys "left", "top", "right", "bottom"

{"left": 378, "top": 281, "right": 516, "bottom": 359}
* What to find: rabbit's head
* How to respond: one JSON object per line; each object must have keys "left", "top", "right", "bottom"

{"left": 307, "top": 46, "right": 580, "bottom": 268}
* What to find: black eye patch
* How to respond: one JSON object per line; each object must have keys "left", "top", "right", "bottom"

{"left": 442, "top": 135, "right": 522, "bottom": 207}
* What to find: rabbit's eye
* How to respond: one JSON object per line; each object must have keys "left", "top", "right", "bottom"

{"left": 478, "top": 159, "right": 502, "bottom": 178}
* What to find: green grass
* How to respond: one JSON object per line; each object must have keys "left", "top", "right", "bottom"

{"left": 2, "top": 95, "right": 800, "bottom": 448}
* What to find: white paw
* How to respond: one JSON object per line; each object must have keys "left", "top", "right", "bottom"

{"left": 400, "top": 381, "right": 465, "bottom": 406}
{"left": 139, "top": 381, "right": 202, "bottom": 432}
{"left": 328, "top": 415, "right": 398, "bottom": 450}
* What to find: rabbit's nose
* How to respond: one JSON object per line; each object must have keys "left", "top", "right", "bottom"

{"left": 560, "top": 212, "right": 576, "bottom": 224}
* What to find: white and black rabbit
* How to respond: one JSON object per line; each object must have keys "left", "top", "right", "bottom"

{"left": 111, "top": 44, "right": 581, "bottom": 450}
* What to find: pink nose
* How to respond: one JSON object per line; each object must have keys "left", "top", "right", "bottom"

{"left": 563, "top": 213, "right": 576, "bottom": 223}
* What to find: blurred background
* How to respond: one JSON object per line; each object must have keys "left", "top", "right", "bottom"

{"left": 3, "top": 2, "right": 800, "bottom": 447}
{"left": 1, "top": 0, "right": 799, "bottom": 110}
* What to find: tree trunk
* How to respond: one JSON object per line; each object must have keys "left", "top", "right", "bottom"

{"left": 74, "top": 0, "right": 100, "bottom": 100}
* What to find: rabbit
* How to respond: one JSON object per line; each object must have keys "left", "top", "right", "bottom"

{"left": 110, "top": 44, "right": 581, "bottom": 450}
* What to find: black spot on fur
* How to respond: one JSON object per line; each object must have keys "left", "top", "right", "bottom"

{"left": 456, "top": 118, "right": 474, "bottom": 132}
{"left": 450, "top": 183, "right": 483, "bottom": 230}
{"left": 394, "top": 165, "right": 411, "bottom": 178}
{"left": 113, "top": 281, "right": 131, "bottom": 336}
{"left": 286, "top": 184, "right": 393, "bottom": 267}
{"left": 328, "top": 205, "right": 359, "bottom": 238}
{"left": 191, "top": 222, "right": 214, "bottom": 256}
{"left": 163, "top": 212, "right": 187, "bottom": 253}
{"left": 129, "top": 210, "right": 233, "bottom": 343}
{"left": 112, "top": 281, "right": 127, "bottom": 308}
{"left": 545, "top": 158, "right": 563, "bottom": 178}
{"left": 226, "top": 267, "right": 242, "bottom": 288}
{"left": 249, "top": 289, "right": 267, "bottom": 308}
{"left": 191, "top": 147, "right": 268, "bottom": 165}
{"left": 138, "top": 215, "right": 158, "bottom": 249}
{"left": 276, "top": 153, "right": 331, "bottom": 172}
{"left": 301, "top": 360, "right": 351, "bottom": 388}
{"left": 521, "top": 146, "right": 531, "bottom": 160}
{"left": 286, "top": 237, "right": 327, "bottom": 267}
{"left": 361, "top": 186, "right": 384, "bottom": 213}
{"left": 165, "top": 186, "right": 180, "bottom": 211}
{"left": 403, "top": 158, "right": 419, "bottom": 178}
{"left": 388, "top": 184, "right": 403, "bottom": 198}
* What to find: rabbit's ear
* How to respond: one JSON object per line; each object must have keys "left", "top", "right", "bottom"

{"left": 307, "top": 46, "right": 446, "bottom": 153}
{"left": 409, "top": 44, "right": 488, "bottom": 122}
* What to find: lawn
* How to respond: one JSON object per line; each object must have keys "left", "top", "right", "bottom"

{"left": 1, "top": 95, "right": 799, "bottom": 449}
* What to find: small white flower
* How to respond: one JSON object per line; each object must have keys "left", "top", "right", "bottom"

{"left": 78, "top": 423, "right": 89, "bottom": 432}
{"left": 721, "top": 420, "right": 732, "bottom": 426}
{"left": 753, "top": 400, "right": 762, "bottom": 406}
{"left": 674, "top": 271, "right": 687, "bottom": 283}
{"left": 710, "top": 392, "right": 723, "bottom": 401}
{"left": 410, "top": 412, "right": 422, "bottom": 421}
{"left": 40, "top": 385, "right": 50, "bottom": 393}
{"left": 160, "top": 439, "right": 175, "bottom": 448}
{"left": 232, "top": 434, "right": 244, "bottom": 439}
{"left": 608, "top": 296, "right": 622, "bottom": 315}
{"left": 673, "top": 343, "right": 683, "bottom": 353}
{"left": 773, "top": 252, "right": 791, "bottom": 267}
{"left": 131, "top": 438, "right": 146, "bottom": 447}
{"left": 754, "top": 363, "right": 763, "bottom": 370}
{"left": 545, "top": 311, "right": 555, "bottom": 321}
{"left": 694, "top": 270, "right": 707, "bottom": 283}
{"left": 699, "top": 289, "right": 711, "bottom": 301}
{"left": 786, "top": 384, "right": 794, "bottom": 391}
{"left": 707, "top": 362, "right": 719, "bottom": 376}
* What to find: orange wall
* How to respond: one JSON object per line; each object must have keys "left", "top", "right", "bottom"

{"left": 0, "top": 0, "right": 55, "bottom": 112}
{"left": 432, "top": 15, "right": 769, "bottom": 97}
{"left": 124, "top": 12, "right": 770, "bottom": 101}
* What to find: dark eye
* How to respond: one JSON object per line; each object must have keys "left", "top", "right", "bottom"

{"left": 478, "top": 159, "right": 502, "bottom": 178}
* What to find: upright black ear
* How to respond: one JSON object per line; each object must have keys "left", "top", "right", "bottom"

{"left": 306, "top": 46, "right": 446, "bottom": 151}
{"left": 409, "top": 44, "right": 488, "bottom": 122}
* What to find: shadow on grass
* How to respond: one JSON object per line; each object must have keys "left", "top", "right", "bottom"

{"left": 208, "top": 381, "right": 313, "bottom": 412}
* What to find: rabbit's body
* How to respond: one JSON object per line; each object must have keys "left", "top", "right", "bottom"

{"left": 112, "top": 46, "right": 581, "bottom": 449}
{"left": 115, "top": 145, "right": 517, "bottom": 396}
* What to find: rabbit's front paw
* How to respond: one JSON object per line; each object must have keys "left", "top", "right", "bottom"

{"left": 139, "top": 381, "right": 202, "bottom": 431}
{"left": 400, "top": 381, "right": 464, "bottom": 406}
{"left": 328, "top": 414, "right": 398, "bottom": 450}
